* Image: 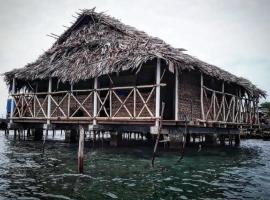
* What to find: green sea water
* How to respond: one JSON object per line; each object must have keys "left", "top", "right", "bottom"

{"left": 0, "top": 132, "right": 269, "bottom": 199}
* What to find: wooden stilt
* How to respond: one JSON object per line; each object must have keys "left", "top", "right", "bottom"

{"left": 42, "top": 130, "right": 47, "bottom": 154}
{"left": 78, "top": 126, "right": 85, "bottom": 173}
{"left": 151, "top": 102, "right": 165, "bottom": 167}
{"left": 235, "top": 134, "right": 240, "bottom": 147}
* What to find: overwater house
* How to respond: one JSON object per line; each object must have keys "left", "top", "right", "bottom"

{"left": 3, "top": 9, "right": 266, "bottom": 146}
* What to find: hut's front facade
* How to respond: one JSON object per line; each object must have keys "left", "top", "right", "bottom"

{"left": 4, "top": 9, "right": 265, "bottom": 146}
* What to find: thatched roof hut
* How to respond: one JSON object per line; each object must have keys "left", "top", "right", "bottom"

{"left": 4, "top": 8, "right": 266, "bottom": 98}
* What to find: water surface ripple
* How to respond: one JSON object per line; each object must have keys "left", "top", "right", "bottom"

{"left": 0, "top": 133, "right": 269, "bottom": 199}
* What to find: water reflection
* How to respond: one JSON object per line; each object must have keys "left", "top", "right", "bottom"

{"left": 0, "top": 132, "right": 269, "bottom": 199}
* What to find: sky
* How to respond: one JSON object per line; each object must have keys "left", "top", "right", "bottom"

{"left": 0, "top": 0, "right": 269, "bottom": 116}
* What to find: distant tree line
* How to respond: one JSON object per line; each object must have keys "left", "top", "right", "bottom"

{"left": 260, "top": 102, "right": 270, "bottom": 117}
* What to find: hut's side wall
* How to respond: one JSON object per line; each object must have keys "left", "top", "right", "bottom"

{"left": 178, "top": 71, "right": 201, "bottom": 120}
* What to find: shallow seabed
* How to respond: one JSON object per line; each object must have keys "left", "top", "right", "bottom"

{"left": 0, "top": 132, "right": 269, "bottom": 200}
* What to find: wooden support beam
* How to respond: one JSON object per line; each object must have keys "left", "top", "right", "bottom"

{"left": 222, "top": 82, "right": 226, "bottom": 122}
{"left": 200, "top": 74, "right": 205, "bottom": 121}
{"left": 10, "top": 78, "right": 16, "bottom": 124}
{"left": 175, "top": 66, "right": 179, "bottom": 121}
{"left": 213, "top": 91, "right": 216, "bottom": 120}
{"left": 93, "top": 77, "right": 98, "bottom": 125}
{"left": 47, "top": 78, "right": 52, "bottom": 124}
{"left": 155, "top": 58, "right": 161, "bottom": 127}
{"left": 78, "top": 126, "right": 84, "bottom": 173}
{"left": 133, "top": 88, "right": 136, "bottom": 118}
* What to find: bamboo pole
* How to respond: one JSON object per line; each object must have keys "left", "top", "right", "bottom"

{"left": 155, "top": 58, "right": 161, "bottom": 127}
{"left": 47, "top": 78, "right": 52, "bottom": 124}
{"left": 222, "top": 82, "right": 225, "bottom": 122}
{"left": 93, "top": 77, "right": 98, "bottom": 125}
{"left": 10, "top": 78, "right": 16, "bottom": 124}
{"left": 200, "top": 74, "right": 205, "bottom": 121}
{"left": 78, "top": 126, "right": 85, "bottom": 173}
{"left": 151, "top": 102, "right": 165, "bottom": 167}
{"left": 175, "top": 66, "right": 179, "bottom": 121}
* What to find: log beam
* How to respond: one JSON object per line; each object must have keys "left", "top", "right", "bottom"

{"left": 155, "top": 58, "right": 161, "bottom": 126}
{"left": 10, "top": 78, "right": 16, "bottom": 124}
{"left": 93, "top": 77, "right": 98, "bottom": 125}
{"left": 78, "top": 126, "right": 84, "bottom": 173}
{"left": 200, "top": 74, "right": 205, "bottom": 121}
{"left": 175, "top": 66, "right": 179, "bottom": 121}
{"left": 47, "top": 78, "right": 52, "bottom": 124}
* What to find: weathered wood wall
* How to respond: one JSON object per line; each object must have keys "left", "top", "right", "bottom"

{"left": 178, "top": 71, "right": 201, "bottom": 120}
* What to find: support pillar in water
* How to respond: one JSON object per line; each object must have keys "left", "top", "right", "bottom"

{"left": 110, "top": 131, "right": 122, "bottom": 147}
{"left": 146, "top": 132, "right": 153, "bottom": 144}
{"left": 33, "top": 128, "right": 43, "bottom": 141}
{"left": 65, "top": 129, "right": 78, "bottom": 143}
{"left": 169, "top": 132, "right": 183, "bottom": 150}
{"left": 219, "top": 134, "right": 225, "bottom": 146}
{"left": 205, "top": 134, "right": 217, "bottom": 146}
{"left": 235, "top": 134, "right": 240, "bottom": 147}
{"left": 78, "top": 126, "right": 84, "bottom": 173}
{"left": 186, "top": 133, "right": 191, "bottom": 145}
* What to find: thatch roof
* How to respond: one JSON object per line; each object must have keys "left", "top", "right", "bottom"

{"left": 4, "top": 8, "right": 266, "bottom": 98}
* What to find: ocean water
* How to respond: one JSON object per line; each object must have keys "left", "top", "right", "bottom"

{"left": 0, "top": 132, "right": 269, "bottom": 199}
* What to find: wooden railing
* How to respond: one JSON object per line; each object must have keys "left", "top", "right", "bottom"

{"left": 201, "top": 85, "right": 259, "bottom": 125}
{"left": 11, "top": 84, "right": 165, "bottom": 121}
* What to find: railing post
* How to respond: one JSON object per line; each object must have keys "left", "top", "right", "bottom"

{"left": 47, "top": 78, "right": 52, "bottom": 124}
{"left": 200, "top": 74, "right": 205, "bottom": 121}
{"left": 222, "top": 82, "right": 226, "bottom": 122}
{"left": 133, "top": 87, "right": 136, "bottom": 118}
{"left": 175, "top": 66, "right": 179, "bottom": 121}
{"left": 93, "top": 77, "right": 98, "bottom": 125}
{"left": 213, "top": 91, "right": 216, "bottom": 120}
{"left": 155, "top": 58, "right": 161, "bottom": 127}
{"left": 67, "top": 84, "right": 73, "bottom": 118}
{"left": 109, "top": 88, "right": 112, "bottom": 117}
{"left": 9, "top": 78, "right": 16, "bottom": 124}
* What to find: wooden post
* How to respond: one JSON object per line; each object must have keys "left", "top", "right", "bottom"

{"left": 67, "top": 84, "right": 72, "bottom": 118}
{"left": 133, "top": 88, "right": 136, "bottom": 118}
{"left": 239, "top": 89, "right": 242, "bottom": 123}
{"left": 200, "top": 74, "right": 205, "bottom": 121}
{"left": 47, "top": 78, "right": 52, "bottom": 124}
{"left": 78, "top": 126, "right": 85, "bottom": 173}
{"left": 110, "top": 88, "right": 112, "bottom": 117}
{"left": 222, "top": 82, "right": 226, "bottom": 122}
{"left": 213, "top": 91, "right": 216, "bottom": 120}
{"left": 93, "top": 77, "right": 98, "bottom": 125}
{"left": 155, "top": 58, "right": 161, "bottom": 127}
{"left": 232, "top": 96, "right": 236, "bottom": 123}
{"left": 10, "top": 78, "right": 16, "bottom": 124}
{"left": 152, "top": 102, "right": 165, "bottom": 167}
{"left": 175, "top": 66, "right": 179, "bottom": 121}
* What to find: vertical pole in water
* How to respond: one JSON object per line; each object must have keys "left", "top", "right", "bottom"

{"left": 78, "top": 125, "right": 85, "bottom": 173}
{"left": 47, "top": 78, "right": 52, "bottom": 125}
{"left": 152, "top": 102, "right": 165, "bottom": 167}
{"left": 155, "top": 58, "right": 161, "bottom": 127}
{"left": 175, "top": 66, "right": 179, "bottom": 121}
{"left": 42, "top": 130, "right": 48, "bottom": 154}
{"left": 93, "top": 77, "right": 98, "bottom": 126}
{"left": 10, "top": 78, "right": 16, "bottom": 124}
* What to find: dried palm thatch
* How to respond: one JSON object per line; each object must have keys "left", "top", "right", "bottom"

{"left": 4, "top": 8, "right": 266, "bottom": 98}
